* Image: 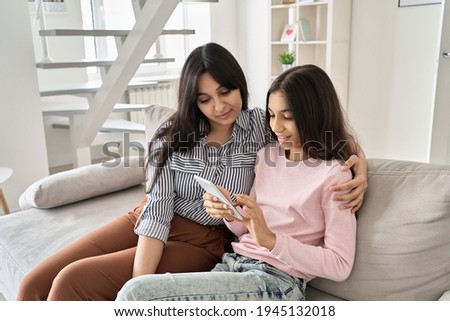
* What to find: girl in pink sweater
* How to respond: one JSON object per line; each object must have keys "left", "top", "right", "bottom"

{"left": 117, "top": 64, "right": 358, "bottom": 301}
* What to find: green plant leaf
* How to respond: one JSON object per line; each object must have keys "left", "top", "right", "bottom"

{"left": 278, "top": 51, "right": 295, "bottom": 64}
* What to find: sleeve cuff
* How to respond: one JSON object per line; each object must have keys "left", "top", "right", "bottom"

{"left": 270, "top": 233, "right": 285, "bottom": 256}
{"left": 134, "top": 218, "right": 171, "bottom": 245}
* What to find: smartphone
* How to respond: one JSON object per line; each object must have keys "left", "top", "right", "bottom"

{"left": 194, "top": 175, "right": 244, "bottom": 220}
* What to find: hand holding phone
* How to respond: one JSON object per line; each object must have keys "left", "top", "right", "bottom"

{"left": 194, "top": 175, "right": 243, "bottom": 220}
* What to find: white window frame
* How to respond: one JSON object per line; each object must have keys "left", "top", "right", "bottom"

{"left": 81, "top": 0, "right": 211, "bottom": 80}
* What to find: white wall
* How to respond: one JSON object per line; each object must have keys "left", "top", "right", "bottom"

{"left": 210, "top": 0, "right": 238, "bottom": 58}
{"left": 347, "top": 0, "right": 442, "bottom": 162}
{"left": 236, "top": 0, "right": 271, "bottom": 109}
{"left": 0, "top": 1, "right": 49, "bottom": 212}
{"left": 210, "top": 0, "right": 270, "bottom": 109}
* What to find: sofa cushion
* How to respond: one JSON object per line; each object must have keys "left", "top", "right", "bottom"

{"left": 19, "top": 156, "right": 144, "bottom": 210}
{"left": 0, "top": 186, "right": 144, "bottom": 300}
{"left": 309, "top": 158, "right": 450, "bottom": 300}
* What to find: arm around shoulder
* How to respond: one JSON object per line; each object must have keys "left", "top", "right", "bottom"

{"left": 330, "top": 145, "right": 368, "bottom": 212}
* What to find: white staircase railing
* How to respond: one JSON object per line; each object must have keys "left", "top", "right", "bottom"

{"left": 33, "top": 0, "right": 53, "bottom": 63}
{"left": 73, "top": 0, "right": 180, "bottom": 159}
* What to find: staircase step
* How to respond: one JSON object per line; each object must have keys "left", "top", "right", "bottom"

{"left": 52, "top": 118, "right": 145, "bottom": 134}
{"left": 91, "top": 132, "right": 146, "bottom": 150}
{"left": 36, "top": 57, "right": 175, "bottom": 69}
{"left": 39, "top": 29, "right": 195, "bottom": 37}
{"left": 40, "top": 80, "right": 157, "bottom": 97}
{"left": 99, "top": 119, "right": 146, "bottom": 133}
{"left": 42, "top": 102, "right": 151, "bottom": 116}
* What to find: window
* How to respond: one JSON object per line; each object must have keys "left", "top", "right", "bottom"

{"left": 80, "top": 0, "right": 211, "bottom": 79}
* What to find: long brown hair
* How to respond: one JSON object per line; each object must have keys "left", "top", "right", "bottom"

{"left": 146, "top": 43, "right": 249, "bottom": 192}
{"left": 266, "top": 64, "right": 357, "bottom": 162}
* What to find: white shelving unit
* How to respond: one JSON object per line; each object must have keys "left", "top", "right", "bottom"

{"left": 269, "top": 0, "right": 352, "bottom": 108}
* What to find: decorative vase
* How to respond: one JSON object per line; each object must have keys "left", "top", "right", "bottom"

{"left": 282, "top": 64, "right": 292, "bottom": 72}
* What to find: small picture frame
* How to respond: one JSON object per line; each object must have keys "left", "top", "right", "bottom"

{"left": 280, "top": 23, "right": 298, "bottom": 42}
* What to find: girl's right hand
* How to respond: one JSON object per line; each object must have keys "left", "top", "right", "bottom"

{"left": 234, "top": 194, "right": 276, "bottom": 250}
{"left": 203, "top": 187, "right": 236, "bottom": 222}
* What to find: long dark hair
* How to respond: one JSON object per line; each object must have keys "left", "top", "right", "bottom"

{"left": 146, "top": 42, "right": 249, "bottom": 192}
{"left": 265, "top": 64, "right": 357, "bottom": 162}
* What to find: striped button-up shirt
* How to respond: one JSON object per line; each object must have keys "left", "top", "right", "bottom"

{"left": 135, "top": 107, "right": 270, "bottom": 243}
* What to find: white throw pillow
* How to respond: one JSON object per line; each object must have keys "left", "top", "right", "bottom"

{"left": 19, "top": 156, "right": 144, "bottom": 210}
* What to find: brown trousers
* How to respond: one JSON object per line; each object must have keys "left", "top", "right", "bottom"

{"left": 17, "top": 197, "right": 235, "bottom": 301}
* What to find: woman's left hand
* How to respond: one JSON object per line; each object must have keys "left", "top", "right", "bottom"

{"left": 234, "top": 194, "right": 276, "bottom": 250}
{"left": 330, "top": 154, "right": 368, "bottom": 213}
{"left": 203, "top": 186, "right": 236, "bottom": 222}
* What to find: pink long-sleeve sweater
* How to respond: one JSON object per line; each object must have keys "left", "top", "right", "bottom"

{"left": 226, "top": 143, "right": 357, "bottom": 282}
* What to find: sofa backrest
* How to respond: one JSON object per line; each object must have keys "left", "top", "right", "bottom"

{"left": 309, "top": 158, "right": 450, "bottom": 300}
{"left": 143, "top": 105, "right": 176, "bottom": 143}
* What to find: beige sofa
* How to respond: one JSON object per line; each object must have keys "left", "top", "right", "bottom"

{"left": 0, "top": 108, "right": 449, "bottom": 301}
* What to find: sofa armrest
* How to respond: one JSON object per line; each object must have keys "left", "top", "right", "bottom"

{"left": 439, "top": 290, "right": 450, "bottom": 301}
{"left": 19, "top": 156, "right": 145, "bottom": 210}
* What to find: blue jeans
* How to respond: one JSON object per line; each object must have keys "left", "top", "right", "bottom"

{"left": 116, "top": 253, "right": 306, "bottom": 301}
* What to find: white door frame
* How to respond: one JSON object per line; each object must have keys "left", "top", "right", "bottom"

{"left": 429, "top": 0, "right": 450, "bottom": 164}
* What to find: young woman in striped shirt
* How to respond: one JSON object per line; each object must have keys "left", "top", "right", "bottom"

{"left": 18, "top": 43, "right": 366, "bottom": 301}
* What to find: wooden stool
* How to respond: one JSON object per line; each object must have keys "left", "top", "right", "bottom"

{"left": 0, "top": 167, "right": 12, "bottom": 215}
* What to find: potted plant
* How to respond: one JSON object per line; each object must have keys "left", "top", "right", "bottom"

{"left": 278, "top": 51, "right": 295, "bottom": 71}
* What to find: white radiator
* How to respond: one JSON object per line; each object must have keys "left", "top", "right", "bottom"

{"left": 128, "top": 80, "right": 177, "bottom": 124}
